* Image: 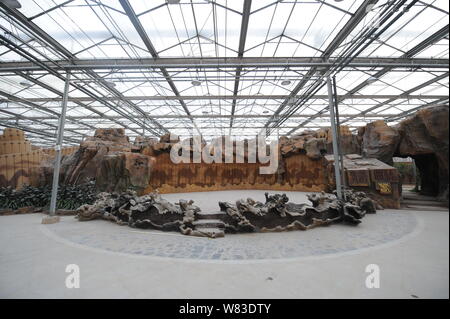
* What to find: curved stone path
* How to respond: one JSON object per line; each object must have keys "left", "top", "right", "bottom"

{"left": 43, "top": 190, "right": 418, "bottom": 261}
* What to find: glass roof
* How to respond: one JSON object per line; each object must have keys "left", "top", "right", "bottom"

{"left": 0, "top": 0, "right": 448, "bottom": 146}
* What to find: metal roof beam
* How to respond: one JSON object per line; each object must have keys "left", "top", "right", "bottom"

{"left": 286, "top": 72, "right": 449, "bottom": 135}
{"left": 0, "top": 123, "right": 80, "bottom": 144}
{"left": 0, "top": 4, "right": 168, "bottom": 136}
{"left": 385, "top": 98, "right": 449, "bottom": 122}
{"left": 119, "top": 0, "right": 200, "bottom": 135}
{"left": 339, "top": 72, "right": 449, "bottom": 124}
{"left": 341, "top": 24, "right": 449, "bottom": 100}
{"left": 24, "top": 125, "right": 368, "bottom": 132}
{"left": 0, "top": 113, "right": 411, "bottom": 121}
{"left": 266, "top": 0, "right": 421, "bottom": 133}
{"left": 0, "top": 90, "right": 96, "bottom": 136}
{"left": 230, "top": 0, "right": 252, "bottom": 129}
{"left": 0, "top": 94, "right": 446, "bottom": 103}
{"left": 0, "top": 108, "right": 82, "bottom": 144}
{"left": 262, "top": 0, "right": 379, "bottom": 130}
{"left": 0, "top": 57, "right": 447, "bottom": 72}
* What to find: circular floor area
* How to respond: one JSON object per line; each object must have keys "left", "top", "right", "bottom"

{"left": 41, "top": 190, "right": 418, "bottom": 261}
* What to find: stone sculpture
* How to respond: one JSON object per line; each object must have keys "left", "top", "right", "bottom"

{"left": 76, "top": 189, "right": 377, "bottom": 238}
{"left": 77, "top": 190, "right": 190, "bottom": 230}
{"left": 218, "top": 189, "right": 375, "bottom": 233}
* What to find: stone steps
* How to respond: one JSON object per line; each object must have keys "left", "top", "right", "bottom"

{"left": 402, "top": 193, "right": 440, "bottom": 202}
{"left": 400, "top": 204, "right": 449, "bottom": 212}
{"left": 401, "top": 190, "right": 449, "bottom": 211}
{"left": 193, "top": 219, "right": 225, "bottom": 229}
{"left": 402, "top": 199, "right": 448, "bottom": 207}
{"left": 192, "top": 212, "right": 226, "bottom": 238}
{"left": 196, "top": 211, "right": 227, "bottom": 220}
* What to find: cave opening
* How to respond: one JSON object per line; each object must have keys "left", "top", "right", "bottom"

{"left": 412, "top": 153, "right": 440, "bottom": 197}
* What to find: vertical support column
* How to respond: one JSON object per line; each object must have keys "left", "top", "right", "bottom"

{"left": 327, "top": 76, "right": 342, "bottom": 200}
{"left": 49, "top": 72, "right": 71, "bottom": 217}
{"left": 332, "top": 76, "right": 347, "bottom": 200}
{"left": 142, "top": 117, "right": 146, "bottom": 137}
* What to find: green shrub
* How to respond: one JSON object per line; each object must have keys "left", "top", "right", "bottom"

{"left": 0, "top": 182, "right": 96, "bottom": 210}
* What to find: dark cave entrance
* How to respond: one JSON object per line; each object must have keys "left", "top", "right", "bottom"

{"left": 413, "top": 153, "right": 440, "bottom": 197}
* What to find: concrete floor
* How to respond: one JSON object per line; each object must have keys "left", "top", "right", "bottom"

{"left": 0, "top": 190, "right": 448, "bottom": 299}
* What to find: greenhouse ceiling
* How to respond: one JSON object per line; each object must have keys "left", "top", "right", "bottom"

{"left": 0, "top": 0, "right": 448, "bottom": 146}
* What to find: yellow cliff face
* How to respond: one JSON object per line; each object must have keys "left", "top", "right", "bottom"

{"left": 0, "top": 129, "right": 78, "bottom": 189}
{"left": 0, "top": 128, "right": 41, "bottom": 189}
{"left": 0, "top": 128, "right": 32, "bottom": 155}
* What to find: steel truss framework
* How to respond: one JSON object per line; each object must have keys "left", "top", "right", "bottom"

{"left": 0, "top": 0, "right": 448, "bottom": 147}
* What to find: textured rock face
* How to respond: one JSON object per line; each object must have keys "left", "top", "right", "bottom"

{"left": 159, "top": 133, "right": 179, "bottom": 144}
{"left": 60, "top": 128, "right": 133, "bottom": 185}
{"left": 134, "top": 136, "right": 158, "bottom": 148}
{"left": 35, "top": 128, "right": 155, "bottom": 194}
{"left": 140, "top": 134, "right": 181, "bottom": 156}
{"left": 359, "top": 120, "right": 400, "bottom": 165}
{"left": 303, "top": 138, "right": 327, "bottom": 160}
{"left": 396, "top": 106, "right": 449, "bottom": 197}
{"left": 279, "top": 126, "right": 359, "bottom": 159}
{"left": 141, "top": 126, "right": 356, "bottom": 163}
{"left": 93, "top": 128, "right": 129, "bottom": 144}
{"left": 279, "top": 131, "right": 327, "bottom": 159}
{"left": 0, "top": 128, "right": 48, "bottom": 189}
{"left": 317, "top": 127, "right": 361, "bottom": 155}
{"left": 356, "top": 105, "right": 449, "bottom": 199}
{"left": 95, "top": 152, "right": 155, "bottom": 193}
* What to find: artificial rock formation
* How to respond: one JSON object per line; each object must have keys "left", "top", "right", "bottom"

{"left": 133, "top": 136, "right": 158, "bottom": 148}
{"left": 54, "top": 128, "right": 131, "bottom": 186}
{"left": 0, "top": 128, "right": 42, "bottom": 189}
{"left": 358, "top": 120, "right": 400, "bottom": 165}
{"left": 35, "top": 128, "right": 155, "bottom": 194}
{"left": 0, "top": 128, "right": 79, "bottom": 189}
{"left": 95, "top": 152, "right": 155, "bottom": 193}
{"left": 140, "top": 133, "right": 181, "bottom": 156}
{"left": 62, "top": 128, "right": 133, "bottom": 184}
{"left": 279, "top": 131, "right": 327, "bottom": 159}
{"left": 395, "top": 105, "right": 449, "bottom": 198}
{"left": 318, "top": 126, "right": 361, "bottom": 155}
{"left": 77, "top": 190, "right": 199, "bottom": 232}
{"left": 0, "top": 128, "right": 32, "bottom": 155}
{"left": 76, "top": 190, "right": 376, "bottom": 238}
{"left": 142, "top": 127, "right": 357, "bottom": 163}
{"left": 357, "top": 105, "right": 449, "bottom": 199}
{"left": 218, "top": 189, "right": 374, "bottom": 233}
{"left": 279, "top": 126, "right": 360, "bottom": 160}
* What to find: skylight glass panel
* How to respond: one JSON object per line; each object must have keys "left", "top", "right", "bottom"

{"left": 381, "top": 7, "right": 448, "bottom": 56}
{"left": 32, "top": 3, "right": 109, "bottom": 56}
{"left": 416, "top": 39, "right": 449, "bottom": 58}
{"left": 0, "top": 0, "right": 448, "bottom": 144}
